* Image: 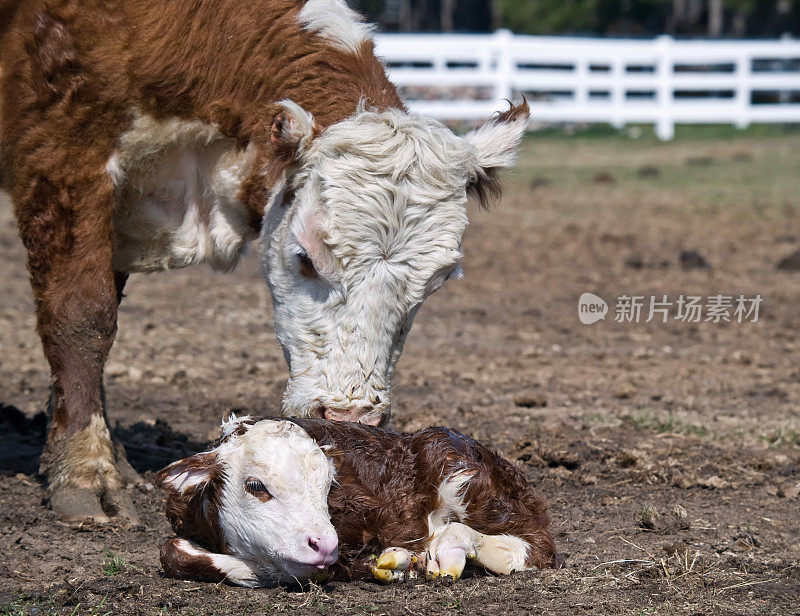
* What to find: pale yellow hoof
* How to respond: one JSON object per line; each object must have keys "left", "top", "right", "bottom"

{"left": 371, "top": 547, "right": 418, "bottom": 584}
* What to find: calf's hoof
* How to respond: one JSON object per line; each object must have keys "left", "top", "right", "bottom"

{"left": 371, "top": 547, "right": 418, "bottom": 584}
{"left": 423, "top": 524, "right": 477, "bottom": 581}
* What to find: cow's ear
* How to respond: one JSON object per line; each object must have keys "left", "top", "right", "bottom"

{"left": 270, "top": 100, "right": 319, "bottom": 164}
{"left": 463, "top": 100, "right": 530, "bottom": 209}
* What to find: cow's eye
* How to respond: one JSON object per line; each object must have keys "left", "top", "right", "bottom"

{"left": 296, "top": 249, "right": 318, "bottom": 280}
{"left": 244, "top": 477, "right": 272, "bottom": 501}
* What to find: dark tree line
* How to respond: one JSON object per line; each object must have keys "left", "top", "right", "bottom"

{"left": 349, "top": 0, "right": 800, "bottom": 37}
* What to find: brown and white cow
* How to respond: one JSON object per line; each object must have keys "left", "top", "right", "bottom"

{"left": 156, "top": 415, "right": 557, "bottom": 586}
{"left": 0, "top": 0, "right": 530, "bottom": 524}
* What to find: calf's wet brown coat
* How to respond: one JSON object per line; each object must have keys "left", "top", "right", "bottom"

{"left": 158, "top": 418, "right": 557, "bottom": 581}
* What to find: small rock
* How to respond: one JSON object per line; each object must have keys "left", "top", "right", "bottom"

{"left": 625, "top": 255, "right": 644, "bottom": 269}
{"left": 680, "top": 249, "right": 710, "bottom": 270}
{"left": 785, "top": 482, "right": 800, "bottom": 500}
{"left": 614, "top": 382, "right": 637, "bottom": 399}
{"left": 776, "top": 249, "right": 800, "bottom": 271}
{"left": 730, "top": 350, "right": 755, "bottom": 365}
{"left": 169, "top": 369, "right": 188, "bottom": 384}
{"left": 661, "top": 541, "right": 689, "bottom": 556}
{"left": 513, "top": 392, "right": 547, "bottom": 408}
{"left": 543, "top": 449, "right": 580, "bottom": 470}
{"left": 700, "top": 475, "right": 728, "bottom": 489}
{"left": 529, "top": 177, "right": 551, "bottom": 190}
{"left": 685, "top": 155, "right": 714, "bottom": 166}
{"left": 637, "top": 165, "right": 660, "bottom": 178}
{"left": 668, "top": 504, "right": 691, "bottom": 530}
{"left": 636, "top": 505, "right": 658, "bottom": 530}
{"left": 592, "top": 172, "right": 615, "bottom": 184}
{"left": 14, "top": 473, "right": 36, "bottom": 487}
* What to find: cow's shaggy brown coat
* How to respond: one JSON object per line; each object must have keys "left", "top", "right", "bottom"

{"left": 0, "top": 0, "right": 404, "bottom": 523}
{"left": 0, "top": 0, "right": 529, "bottom": 524}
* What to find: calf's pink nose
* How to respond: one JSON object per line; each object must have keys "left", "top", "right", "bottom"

{"left": 307, "top": 532, "right": 338, "bottom": 566}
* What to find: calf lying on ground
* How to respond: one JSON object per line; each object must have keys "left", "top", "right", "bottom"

{"left": 156, "top": 415, "right": 557, "bottom": 586}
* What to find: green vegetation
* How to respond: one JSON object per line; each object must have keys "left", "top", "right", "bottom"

{"left": 630, "top": 410, "right": 711, "bottom": 439}
{"left": 497, "top": 0, "right": 798, "bottom": 37}
{"left": 759, "top": 425, "right": 800, "bottom": 447}
{"left": 513, "top": 128, "right": 800, "bottom": 223}
{"left": 100, "top": 549, "right": 126, "bottom": 577}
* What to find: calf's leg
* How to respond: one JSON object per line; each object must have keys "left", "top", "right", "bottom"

{"left": 160, "top": 537, "right": 261, "bottom": 587}
{"left": 423, "top": 522, "right": 532, "bottom": 579}
{"left": 371, "top": 522, "right": 534, "bottom": 583}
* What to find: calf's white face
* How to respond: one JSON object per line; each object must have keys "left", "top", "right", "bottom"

{"left": 158, "top": 417, "right": 337, "bottom": 584}
{"left": 261, "top": 102, "right": 529, "bottom": 425}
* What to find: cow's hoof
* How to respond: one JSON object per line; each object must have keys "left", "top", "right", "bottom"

{"left": 371, "top": 547, "right": 418, "bottom": 584}
{"left": 102, "top": 487, "right": 141, "bottom": 526}
{"left": 49, "top": 485, "right": 140, "bottom": 526}
{"left": 114, "top": 440, "right": 144, "bottom": 487}
{"left": 49, "top": 486, "right": 111, "bottom": 524}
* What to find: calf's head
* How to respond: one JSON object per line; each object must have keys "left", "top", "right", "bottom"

{"left": 260, "top": 101, "right": 530, "bottom": 425}
{"left": 156, "top": 417, "right": 338, "bottom": 584}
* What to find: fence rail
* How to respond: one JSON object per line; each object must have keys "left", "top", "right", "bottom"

{"left": 374, "top": 32, "right": 800, "bottom": 139}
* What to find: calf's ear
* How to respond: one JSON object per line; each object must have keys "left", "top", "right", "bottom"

{"left": 156, "top": 452, "right": 226, "bottom": 552}
{"left": 156, "top": 452, "right": 219, "bottom": 495}
{"left": 463, "top": 100, "right": 530, "bottom": 209}
{"left": 269, "top": 100, "right": 318, "bottom": 164}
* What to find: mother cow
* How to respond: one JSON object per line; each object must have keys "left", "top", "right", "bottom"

{"left": 0, "top": 0, "right": 529, "bottom": 524}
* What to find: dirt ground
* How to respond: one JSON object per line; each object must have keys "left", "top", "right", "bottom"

{"left": 1, "top": 129, "right": 799, "bottom": 615}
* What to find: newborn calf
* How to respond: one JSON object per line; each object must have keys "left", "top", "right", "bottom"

{"left": 156, "top": 416, "right": 557, "bottom": 586}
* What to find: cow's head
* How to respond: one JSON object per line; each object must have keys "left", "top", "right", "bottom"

{"left": 259, "top": 100, "right": 529, "bottom": 425}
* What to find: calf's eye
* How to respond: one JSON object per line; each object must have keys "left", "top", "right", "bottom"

{"left": 244, "top": 477, "right": 272, "bottom": 501}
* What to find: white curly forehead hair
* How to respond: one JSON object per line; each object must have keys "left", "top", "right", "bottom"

{"left": 260, "top": 101, "right": 529, "bottom": 425}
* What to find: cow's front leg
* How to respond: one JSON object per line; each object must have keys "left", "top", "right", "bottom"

{"left": 19, "top": 177, "right": 138, "bottom": 524}
{"left": 423, "top": 522, "right": 533, "bottom": 580}
{"left": 36, "top": 265, "right": 138, "bottom": 524}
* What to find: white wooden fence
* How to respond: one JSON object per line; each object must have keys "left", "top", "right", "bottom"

{"left": 374, "top": 31, "right": 800, "bottom": 139}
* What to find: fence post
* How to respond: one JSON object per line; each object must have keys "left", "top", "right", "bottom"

{"left": 655, "top": 35, "right": 675, "bottom": 140}
{"left": 493, "top": 28, "right": 514, "bottom": 107}
{"left": 736, "top": 52, "right": 751, "bottom": 130}
{"left": 611, "top": 55, "right": 625, "bottom": 129}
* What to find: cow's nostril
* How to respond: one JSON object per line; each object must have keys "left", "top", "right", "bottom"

{"left": 308, "top": 537, "right": 319, "bottom": 552}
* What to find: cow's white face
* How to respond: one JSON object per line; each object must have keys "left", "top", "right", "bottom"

{"left": 259, "top": 101, "right": 529, "bottom": 425}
